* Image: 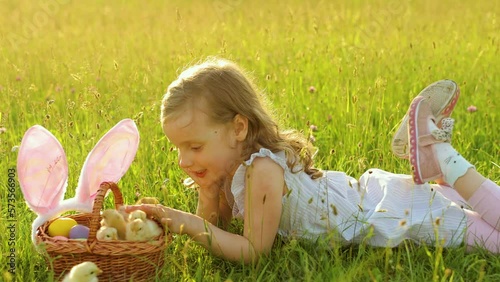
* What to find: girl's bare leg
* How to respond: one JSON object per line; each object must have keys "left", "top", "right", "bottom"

{"left": 451, "top": 168, "right": 487, "bottom": 200}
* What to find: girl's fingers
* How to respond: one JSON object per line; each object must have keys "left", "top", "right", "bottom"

{"left": 122, "top": 205, "right": 140, "bottom": 212}
{"left": 122, "top": 204, "right": 168, "bottom": 220}
{"left": 161, "top": 218, "right": 172, "bottom": 227}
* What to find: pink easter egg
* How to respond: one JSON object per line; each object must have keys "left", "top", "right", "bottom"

{"left": 69, "top": 224, "right": 90, "bottom": 239}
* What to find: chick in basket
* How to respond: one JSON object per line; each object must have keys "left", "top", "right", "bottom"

{"left": 96, "top": 226, "right": 118, "bottom": 241}
{"left": 62, "top": 261, "right": 102, "bottom": 282}
{"left": 128, "top": 210, "right": 163, "bottom": 239}
{"left": 100, "top": 209, "right": 127, "bottom": 240}
{"left": 126, "top": 217, "right": 163, "bottom": 241}
{"left": 128, "top": 210, "right": 147, "bottom": 221}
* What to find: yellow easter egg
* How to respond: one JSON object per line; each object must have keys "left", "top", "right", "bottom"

{"left": 48, "top": 217, "right": 78, "bottom": 237}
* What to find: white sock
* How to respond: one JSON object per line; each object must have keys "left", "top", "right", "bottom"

{"left": 434, "top": 143, "right": 474, "bottom": 186}
{"left": 428, "top": 120, "right": 474, "bottom": 186}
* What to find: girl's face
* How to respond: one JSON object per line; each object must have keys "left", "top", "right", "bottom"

{"left": 163, "top": 102, "right": 248, "bottom": 189}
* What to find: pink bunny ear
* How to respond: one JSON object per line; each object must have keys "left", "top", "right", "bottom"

{"left": 75, "top": 119, "right": 139, "bottom": 207}
{"left": 17, "top": 125, "right": 69, "bottom": 215}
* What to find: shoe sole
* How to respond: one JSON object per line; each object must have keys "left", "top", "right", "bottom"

{"left": 392, "top": 80, "right": 459, "bottom": 159}
{"left": 408, "top": 96, "right": 425, "bottom": 184}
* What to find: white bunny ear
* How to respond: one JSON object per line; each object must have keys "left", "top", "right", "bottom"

{"left": 74, "top": 119, "right": 139, "bottom": 209}
{"left": 17, "top": 125, "right": 69, "bottom": 215}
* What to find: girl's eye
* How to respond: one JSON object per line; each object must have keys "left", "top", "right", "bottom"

{"left": 191, "top": 146, "right": 202, "bottom": 151}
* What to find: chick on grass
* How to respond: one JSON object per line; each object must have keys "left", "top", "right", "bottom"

{"left": 62, "top": 261, "right": 102, "bottom": 282}
{"left": 96, "top": 226, "right": 118, "bottom": 241}
{"left": 126, "top": 218, "right": 162, "bottom": 241}
{"left": 100, "top": 209, "right": 127, "bottom": 240}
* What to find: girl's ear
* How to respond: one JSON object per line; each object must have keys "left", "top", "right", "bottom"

{"left": 233, "top": 114, "right": 248, "bottom": 141}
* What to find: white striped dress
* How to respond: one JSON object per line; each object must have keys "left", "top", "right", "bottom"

{"left": 229, "top": 148, "right": 467, "bottom": 247}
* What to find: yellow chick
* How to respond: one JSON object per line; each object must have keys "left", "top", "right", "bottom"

{"left": 96, "top": 226, "right": 118, "bottom": 241}
{"left": 100, "top": 209, "right": 127, "bottom": 240}
{"left": 117, "top": 206, "right": 129, "bottom": 222}
{"left": 126, "top": 218, "right": 162, "bottom": 241}
{"left": 126, "top": 219, "right": 147, "bottom": 241}
{"left": 144, "top": 219, "right": 163, "bottom": 238}
{"left": 128, "top": 210, "right": 147, "bottom": 221}
{"left": 62, "top": 261, "right": 102, "bottom": 282}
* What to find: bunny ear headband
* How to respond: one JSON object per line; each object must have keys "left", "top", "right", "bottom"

{"left": 16, "top": 119, "right": 140, "bottom": 244}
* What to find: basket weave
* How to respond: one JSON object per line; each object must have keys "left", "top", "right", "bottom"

{"left": 36, "top": 182, "right": 168, "bottom": 282}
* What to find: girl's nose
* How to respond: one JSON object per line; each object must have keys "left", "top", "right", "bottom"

{"left": 178, "top": 152, "right": 193, "bottom": 168}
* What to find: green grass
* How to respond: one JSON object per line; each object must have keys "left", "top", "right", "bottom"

{"left": 1, "top": 0, "right": 499, "bottom": 281}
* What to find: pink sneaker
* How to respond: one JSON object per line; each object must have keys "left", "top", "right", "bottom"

{"left": 408, "top": 96, "right": 454, "bottom": 184}
{"left": 392, "top": 80, "right": 459, "bottom": 159}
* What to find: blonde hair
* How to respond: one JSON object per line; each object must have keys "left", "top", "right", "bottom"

{"left": 161, "top": 58, "right": 323, "bottom": 179}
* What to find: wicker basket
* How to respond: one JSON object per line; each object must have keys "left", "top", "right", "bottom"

{"left": 36, "top": 182, "right": 168, "bottom": 282}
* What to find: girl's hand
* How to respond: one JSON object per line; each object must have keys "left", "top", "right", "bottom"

{"left": 123, "top": 204, "right": 187, "bottom": 234}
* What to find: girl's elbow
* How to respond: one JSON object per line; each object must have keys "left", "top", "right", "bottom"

{"left": 240, "top": 253, "right": 259, "bottom": 264}
{"left": 241, "top": 246, "right": 270, "bottom": 264}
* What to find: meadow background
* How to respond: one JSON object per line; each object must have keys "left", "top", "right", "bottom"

{"left": 0, "top": 0, "right": 499, "bottom": 281}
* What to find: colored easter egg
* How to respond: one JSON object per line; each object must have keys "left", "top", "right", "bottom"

{"left": 69, "top": 224, "right": 90, "bottom": 239}
{"left": 48, "top": 218, "right": 78, "bottom": 237}
{"left": 52, "top": 236, "right": 68, "bottom": 241}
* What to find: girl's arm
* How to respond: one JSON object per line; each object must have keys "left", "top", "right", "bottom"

{"left": 127, "top": 157, "right": 284, "bottom": 263}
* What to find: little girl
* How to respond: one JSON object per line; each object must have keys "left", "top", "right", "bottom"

{"left": 125, "top": 58, "right": 500, "bottom": 263}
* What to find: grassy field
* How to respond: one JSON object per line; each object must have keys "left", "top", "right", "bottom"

{"left": 1, "top": 0, "right": 499, "bottom": 281}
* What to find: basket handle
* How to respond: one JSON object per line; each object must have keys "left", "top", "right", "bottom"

{"left": 87, "top": 182, "right": 124, "bottom": 241}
